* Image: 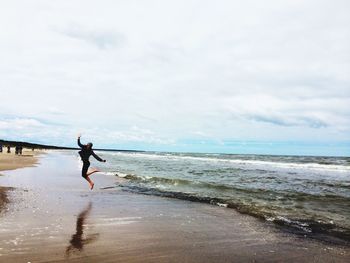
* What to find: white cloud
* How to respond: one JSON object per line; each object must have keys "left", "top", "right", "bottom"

{"left": 0, "top": 118, "right": 44, "bottom": 130}
{"left": 53, "top": 23, "right": 126, "bottom": 50}
{"left": 0, "top": 0, "right": 349, "bottom": 149}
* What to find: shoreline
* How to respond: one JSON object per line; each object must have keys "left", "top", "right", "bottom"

{"left": 0, "top": 151, "right": 349, "bottom": 262}
{"left": 118, "top": 185, "right": 350, "bottom": 246}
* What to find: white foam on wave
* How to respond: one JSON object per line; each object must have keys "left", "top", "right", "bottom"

{"left": 115, "top": 172, "right": 133, "bottom": 178}
{"left": 103, "top": 172, "right": 116, "bottom": 176}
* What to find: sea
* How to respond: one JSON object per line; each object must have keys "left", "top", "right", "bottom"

{"left": 96, "top": 151, "right": 350, "bottom": 243}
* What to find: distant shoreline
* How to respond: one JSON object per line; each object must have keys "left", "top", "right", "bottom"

{"left": 0, "top": 139, "right": 145, "bottom": 153}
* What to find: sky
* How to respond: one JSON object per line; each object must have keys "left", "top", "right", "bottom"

{"left": 0, "top": 0, "right": 349, "bottom": 156}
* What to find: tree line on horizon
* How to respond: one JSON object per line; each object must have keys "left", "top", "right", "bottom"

{"left": 0, "top": 139, "right": 74, "bottom": 150}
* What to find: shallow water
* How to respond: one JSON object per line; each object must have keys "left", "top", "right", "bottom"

{"left": 95, "top": 151, "right": 350, "bottom": 242}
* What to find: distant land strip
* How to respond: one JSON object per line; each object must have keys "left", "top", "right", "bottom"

{"left": 0, "top": 139, "right": 144, "bottom": 153}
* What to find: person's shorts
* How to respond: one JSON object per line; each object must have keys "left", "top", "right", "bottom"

{"left": 82, "top": 161, "right": 90, "bottom": 178}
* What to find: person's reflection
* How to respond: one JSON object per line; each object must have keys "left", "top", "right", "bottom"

{"left": 66, "top": 202, "right": 99, "bottom": 257}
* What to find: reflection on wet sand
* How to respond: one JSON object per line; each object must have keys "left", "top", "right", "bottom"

{"left": 0, "top": 186, "right": 12, "bottom": 214}
{"left": 66, "top": 202, "right": 99, "bottom": 257}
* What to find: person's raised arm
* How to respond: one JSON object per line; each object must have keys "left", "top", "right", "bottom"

{"left": 77, "top": 134, "right": 84, "bottom": 148}
{"left": 92, "top": 151, "right": 106, "bottom": 162}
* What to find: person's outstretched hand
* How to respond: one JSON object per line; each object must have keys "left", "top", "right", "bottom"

{"left": 77, "top": 133, "right": 81, "bottom": 139}
{"left": 103, "top": 160, "right": 106, "bottom": 163}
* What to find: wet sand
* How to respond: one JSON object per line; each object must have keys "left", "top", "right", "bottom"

{"left": 0, "top": 151, "right": 349, "bottom": 262}
{"left": 0, "top": 186, "right": 12, "bottom": 215}
{"left": 0, "top": 149, "right": 39, "bottom": 216}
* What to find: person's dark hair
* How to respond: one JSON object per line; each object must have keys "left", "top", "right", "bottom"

{"left": 87, "top": 142, "right": 93, "bottom": 148}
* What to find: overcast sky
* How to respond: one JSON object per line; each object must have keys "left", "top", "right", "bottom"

{"left": 0, "top": 0, "right": 349, "bottom": 155}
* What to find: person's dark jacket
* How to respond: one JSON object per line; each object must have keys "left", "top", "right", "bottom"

{"left": 78, "top": 138, "right": 103, "bottom": 162}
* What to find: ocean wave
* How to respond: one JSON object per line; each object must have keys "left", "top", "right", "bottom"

{"left": 115, "top": 172, "right": 255, "bottom": 192}
{"left": 103, "top": 152, "right": 350, "bottom": 174}
{"left": 115, "top": 172, "right": 227, "bottom": 190}
{"left": 114, "top": 172, "right": 350, "bottom": 204}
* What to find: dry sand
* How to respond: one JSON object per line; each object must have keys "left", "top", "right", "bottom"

{"left": 0, "top": 151, "right": 349, "bottom": 262}
{"left": 0, "top": 148, "right": 39, "bottom": 172}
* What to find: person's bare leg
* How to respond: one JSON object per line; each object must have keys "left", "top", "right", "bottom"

{"left": 83, "top": 168, "right": 100, "bottom": 190}
{"left": 84, "top": 176, "right": 94, "bottom": 190}
{"left": 86, "top": 168, "right": 100, "bottom": 177}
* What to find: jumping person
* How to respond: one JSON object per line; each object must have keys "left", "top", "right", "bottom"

{"left": 77, "top": 134, "right": 106, "bottom": 190}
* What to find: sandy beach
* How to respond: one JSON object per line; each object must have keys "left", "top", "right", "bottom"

{"left": 0, "top": 148, "right": 39, "bottom": 172}
{"left": 0, "top": 151, "right": 349, "bottom": 262}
